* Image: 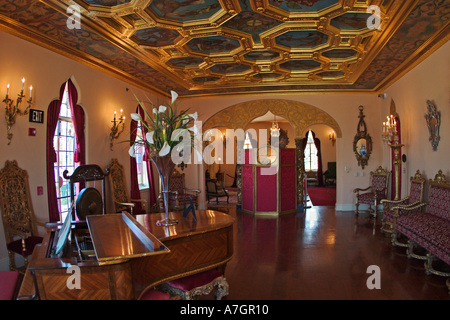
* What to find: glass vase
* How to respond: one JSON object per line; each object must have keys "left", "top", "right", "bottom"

{"left": 150, "top": 154, "right": 178, "bottom": 226}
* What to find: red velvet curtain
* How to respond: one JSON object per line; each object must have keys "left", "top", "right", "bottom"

{"left": 66, "top": 79, "right": 85, "bottom": 166}
{"left": 391, "top": 117, "right": 401, "bottom": 199}
{"left": 312, "top": 131, "right": 323, "bottom": 186}
{"left": 46, "top": 93, "right": 63, "bottom": 222}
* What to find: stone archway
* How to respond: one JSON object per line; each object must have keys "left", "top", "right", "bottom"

{"left": 203, "top": 99, "right": 342, "bottom": 210}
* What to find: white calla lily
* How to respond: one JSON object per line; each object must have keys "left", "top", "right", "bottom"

{"left": 131, "top": 113, "right": 140, "bottom": 121}
{"left": 158, "top": 105, "right": 167, "bottom": 113}
{"left": 188, "top": 112, "right": 198, "bottom": 121}
{"left": 153, "top": 108, "right": 157, "bottom": 114}
{"left": 159, "top": 141, "right": 171, "bottom": 156}
{"left": 146, "top": 131, "right": 154, "bottom": 144}
{"left": 128, "top": 146, "right": 136, "bottom": 158}
{"left": 171, "top": 90, "right": 178, "bottom": 104}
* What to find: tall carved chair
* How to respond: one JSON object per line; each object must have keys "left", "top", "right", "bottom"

{"left": 0, "top": 160, "right": 43, "bottom": 271}
{"left": 106, "top": 158, "right": 147, "bottom": 215}
{"left": 168, "top": 170, "right": 200, "bottom": 210}
{"left": 380, "top": 170, "right": 426, "bottom": 233}
{"left": 353, "top": 166, "right": 390, "bottom": 217}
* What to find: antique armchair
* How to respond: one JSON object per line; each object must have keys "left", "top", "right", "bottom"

{"left": 168, "top": 170, "right": 200, "bottom": 210}
{"left": 106, "top": 158, "right": 147, "bottom": 215}
{"left": 353, "top": 166, "right": 390, "bottom": 217}
{"left": 0, "top": 160, "right": 43, "bottom": 271}
{"left": 323, "top": 162, "right": 336, "bottom": 185}
{"left": 380, "top": 170, "right": 426, "bottom": 233}
{"left": 206, "top": 179, "right": 229, "bottom": 204}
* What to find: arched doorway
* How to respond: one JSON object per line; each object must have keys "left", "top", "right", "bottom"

{"left": 203, "top": 99, "right": 342, "bottom": 210}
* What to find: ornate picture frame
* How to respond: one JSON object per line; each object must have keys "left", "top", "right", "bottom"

{"left": 353, "top": 105, "right": 372, "bottom": 169}
{"left": 424, "top": 100, "right": 440, "bottom": 151}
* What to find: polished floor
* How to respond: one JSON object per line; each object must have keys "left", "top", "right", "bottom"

{"left": 208, "top": 205, "right": 449, "bottom": 300}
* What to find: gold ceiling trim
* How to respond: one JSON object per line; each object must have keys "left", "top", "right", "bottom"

{"left": 374, "top": 23, "right": 450, "bottom": 92}
{"left": 0, "top": 14, "right": 169, "bottom": 98}
{"left": 41, "top": 0, "right": 417, "bottom": 91}
{"left": 1, "top": 0, "right": 447, "bottom": 98}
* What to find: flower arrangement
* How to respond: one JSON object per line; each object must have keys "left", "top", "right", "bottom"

{"left": 128, "top": 90, "right": 197, "bottom": 159}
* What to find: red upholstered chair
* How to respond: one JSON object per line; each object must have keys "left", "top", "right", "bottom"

{"left": 168, "top": 170, "right": 200, "bottom": 210}
{"left": 0, "top": 270, "right": 20, "bottom": 300}
{"left": 0, "top": 160, "right": 43, "bottom": 271}
{"left": 157, "top": 269, "right": 229, "bottom": 300}
{"left": 353, "top": 166, "right": 390, "bottom": 217}
{"left": 139, "top": 288, "right": 171, "bottom": 300}
{"left": 381, "top": 170, "right": 425, "bottom": 233}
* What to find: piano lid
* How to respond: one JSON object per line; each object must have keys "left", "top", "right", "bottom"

{"left": 87, "top": 212, "right": 169, "bottom": 266}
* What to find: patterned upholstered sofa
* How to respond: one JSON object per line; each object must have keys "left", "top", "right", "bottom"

{"left": 391, "top": 170, "right": 450, "bottom": 278}
{"left": 381, "top": 170, "right": 426, "bottom": 233}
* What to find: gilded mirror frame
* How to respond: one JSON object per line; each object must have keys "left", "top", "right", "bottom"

{"left": 353, "top": 105, "right": 372, "bottom": 169}
{"left": 424, "top": 100, "right": 440, "bottom": 151}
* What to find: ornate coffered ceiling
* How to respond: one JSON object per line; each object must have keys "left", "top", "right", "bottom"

{"left": 0, "top": 0, "right": 448, "bottom": 97}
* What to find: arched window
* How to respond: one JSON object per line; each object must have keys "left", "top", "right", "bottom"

{"left": 53, "top": 85, "right": 77, "bottom": 220}
{"left": 134, "top": 121, "right": 149, "bottom": 189}
{"left": 46, "top": 79, "right": 85, "bottom": 222}
{"left": 304, "top": 130, "right": 318, "bottom": 171}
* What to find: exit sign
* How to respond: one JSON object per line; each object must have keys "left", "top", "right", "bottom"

{"left": 29, "top": 109, "right": 44, "bottom": 123}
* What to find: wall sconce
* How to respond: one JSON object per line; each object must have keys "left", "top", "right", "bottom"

{"left": 110, "top": 109, "right": 125, "bottom": 150}
{"left": 328, "top": 131, "right": 336, "bottom": 146}
{"left": 3, "top": 78, "right": 33, "bottom": 145}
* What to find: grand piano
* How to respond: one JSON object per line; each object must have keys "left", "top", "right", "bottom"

{"left": 18, "top": 210, "right": 234, "bottom": 300}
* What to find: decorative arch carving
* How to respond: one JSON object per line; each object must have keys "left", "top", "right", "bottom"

{"left": 203, "top": 99, "right": 342, "bottom": 138}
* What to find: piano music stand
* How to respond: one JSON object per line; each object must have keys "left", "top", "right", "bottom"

{"left": 63, "top": 164, "right": 107, "bottom": 219}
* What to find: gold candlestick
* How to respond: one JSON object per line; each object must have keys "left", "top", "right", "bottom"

{"left": 3, "top": 80, "right": 33, "bottom": 145}
{"left": 110, "top": 109, "right": 125, "bottom": 150}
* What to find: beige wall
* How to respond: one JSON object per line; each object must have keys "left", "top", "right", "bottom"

{"left": 382, "top": 40, "right": 450, "bottom": 198}
{"left": 0, "top": 29, "right": 448, "bottom": 270}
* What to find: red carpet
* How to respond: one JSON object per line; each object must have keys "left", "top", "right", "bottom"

{"left": 307, "top": 187, "right": 336, "bottom": 206}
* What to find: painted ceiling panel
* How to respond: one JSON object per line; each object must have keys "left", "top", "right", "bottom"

{"left": 0, "top": 0, "right": 448, "bottom": 97}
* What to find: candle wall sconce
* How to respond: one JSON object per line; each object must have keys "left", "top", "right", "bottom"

{"left": 329, "top": 131, "right": 336, "bottom": 146}
{"left": 353, "top": 105, "right": 372, "bottom": 169}
{"left": 424, "top": 100, "right": 440, "bottom": 151}
{"left": 110, "top": 109, "right": 125, "bottom": 150}
{"left": 3, "top": 78, "right": 33, "bottom": 145}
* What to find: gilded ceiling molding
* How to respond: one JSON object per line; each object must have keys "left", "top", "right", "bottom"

{"left": 203, "top": 99, "right": 342, "bottom": 139}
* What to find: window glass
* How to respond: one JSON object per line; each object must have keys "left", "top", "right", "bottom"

{"left": 54, "top": 85, "right": 77, "bottom": 221}
{"left": 134, "top": 122, "right": 149, "bottom": 189}
{"left": 304, "top": 130, "right": 318, "bottom": 171}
